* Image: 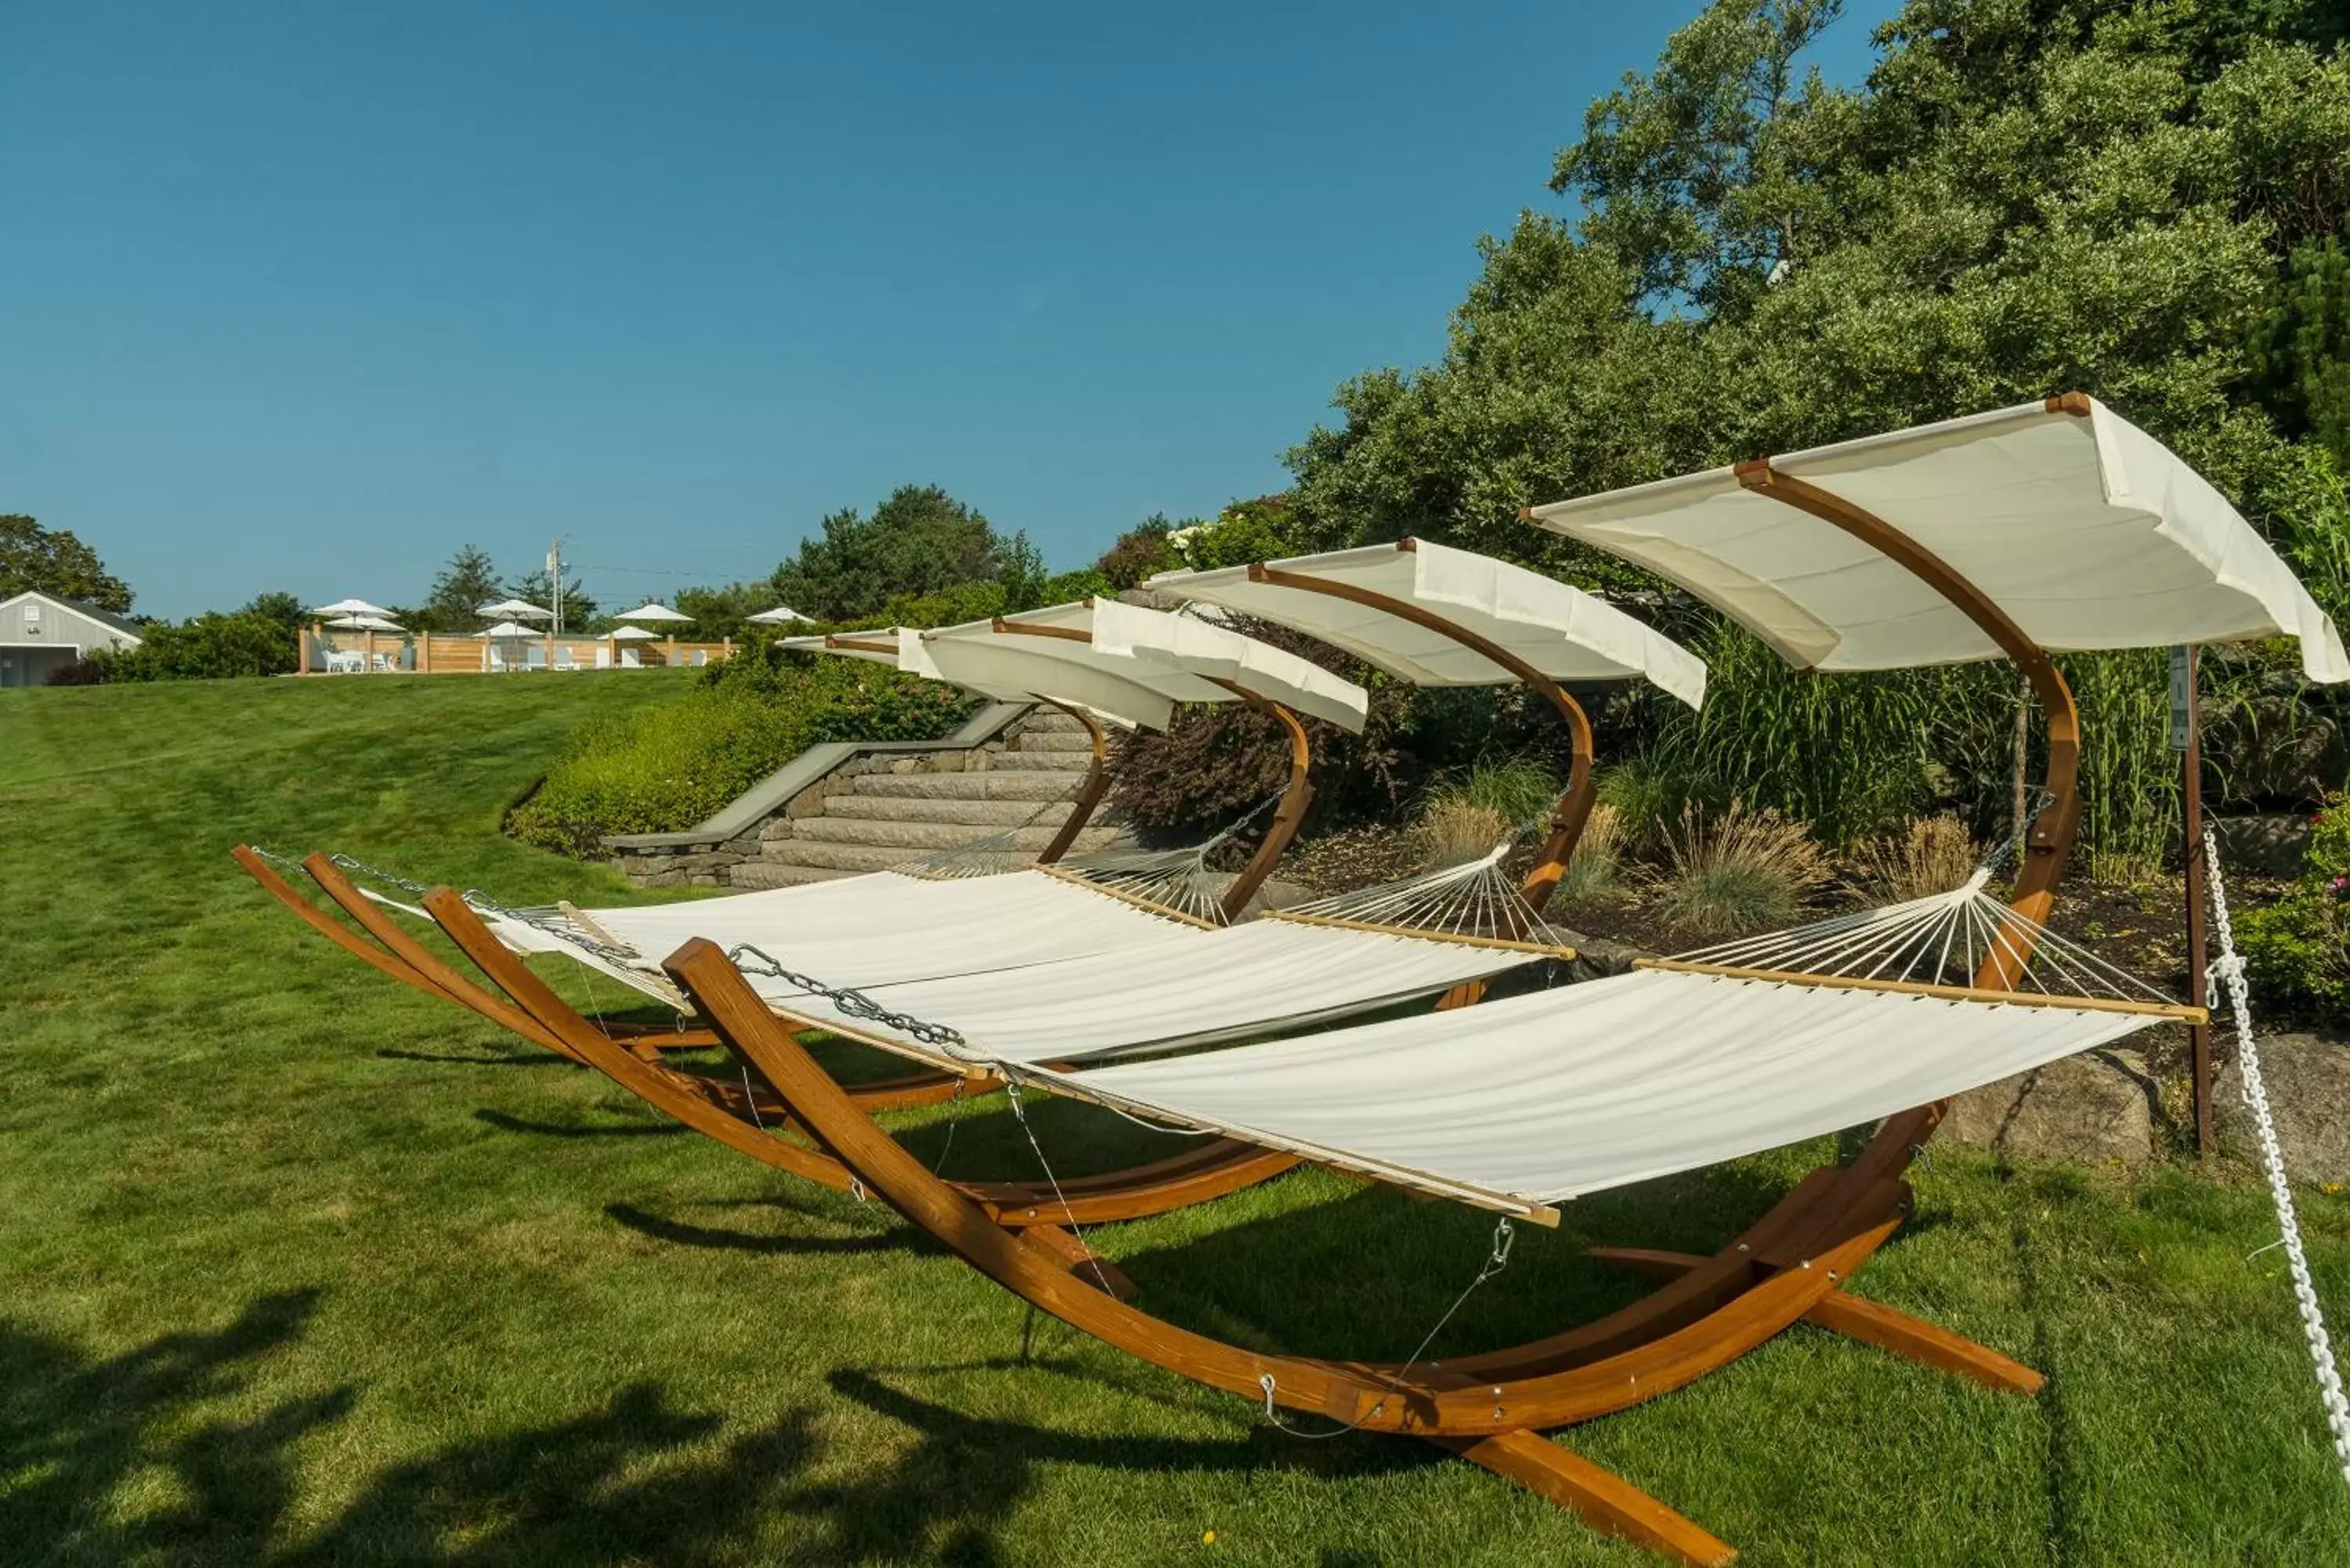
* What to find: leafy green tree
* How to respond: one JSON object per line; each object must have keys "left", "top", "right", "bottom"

{"left": 240, "top": 591, "right": 307, "bottom": 637}
{"left": 768, "top": 486, "right": 1014, "bottom": 621}
{"left": 1278, "top": 0, "right": 2350, "bottom": 849}
{"left": 1094, "top": 514, "right": 1180, "bottom": 590}
{"left": 0, "top": 516, "right": 133, "bottom": 612}
{"left": 2253, "top": 219, "right": 2350, "bottom": 471}
{"left": 100, "top": 612, "right": 297, "bottom": 681}
{"left": 417, "top": 545, "right": 502, "bottom": 633}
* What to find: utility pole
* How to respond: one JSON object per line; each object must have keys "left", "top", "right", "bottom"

{"left": 548, "top": 537, "right": 565, "bottom": 638}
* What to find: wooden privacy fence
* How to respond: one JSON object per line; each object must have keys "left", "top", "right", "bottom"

{"left": 298, "top": 627, "right": 737, "bottom": 675}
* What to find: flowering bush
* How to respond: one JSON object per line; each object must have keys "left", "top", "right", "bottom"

{"left": 2236, "top": 793, "right": 2350, "bottom": 1020}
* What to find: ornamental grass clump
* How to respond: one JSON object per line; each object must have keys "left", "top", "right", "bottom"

{"left": 1556, "top": 803, "right": 1625, "bottom": 904}
{"left": 1414, "top": 757, "right": 1561, "bottom": 869}
{"left": 1853, "top": 815, "right": 1981, "bottom": 904}
{"left": 1656, "top": 803, "right": 1831, "bottom": 940}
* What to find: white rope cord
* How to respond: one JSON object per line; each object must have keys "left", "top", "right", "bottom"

{"left": 1274, "top": 843, "right": 1574, "bottom": 948}
{"left": 1050, "top": 793, "right": 1290, "bottom": 927}
{"left": 1669, "top": 868, "right": 2175, "bottom": 1003}
{"left": 2203, "top": 827, "right": 2350, "bottom": 1484}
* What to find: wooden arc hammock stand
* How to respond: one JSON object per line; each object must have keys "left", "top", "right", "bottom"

{"left": 636, "top": 473, "right": 2086, "bottom": 1564}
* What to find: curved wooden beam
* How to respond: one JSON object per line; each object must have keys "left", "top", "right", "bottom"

{"left": 1730, "top": 450, "right": 2084, "bottom": 979}
{"left": 1201, "top": 677, "right": 1314, "bottom": 919}
{"left": 1031, "top": 697, "right": 1112, "bottom": 865}
{"left": 301, "top": 852, "right": 713, "bottom": 1057}
{"left": 986, "top": 612, "right": 1319, "bottom": 917}
{"left": 1246, "top": 542, "right": 1597, "bottom": 916}
{"left": 416, "top": 888, "right": 1300, "bottom": 1227}
{"left": 670, "top": 934, "right": 1949, "bottom": 1561}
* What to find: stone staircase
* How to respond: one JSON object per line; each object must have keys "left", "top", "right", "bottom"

{"left": 731, "top": 708, "right": 1122, "bottom": 888}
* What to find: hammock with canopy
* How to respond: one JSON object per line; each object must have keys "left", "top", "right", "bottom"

{"left": 633, "top": 395, "right": 2346, "bottom": 1564}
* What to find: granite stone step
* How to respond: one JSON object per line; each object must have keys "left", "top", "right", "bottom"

{"left": 1009, "top": 729, "right": 1097, "bottom": 753}
{"left": 821, "top": 794, "right": 1069, "bottom": 827}
{"left": 728, "top": 860, "right": 857, "bottom": 889}
{"left": 790, "top": 815, "right": 1114, "bottom": 852}
{"left": 986, "top": 750, "right": 1097, "bottom": 771}
{"left": 848, "top": 771, "right": 1084, "bottom": 801}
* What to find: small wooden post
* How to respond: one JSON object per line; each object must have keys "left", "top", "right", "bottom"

{"left": 2175, "top": 645, "right": 2214, "bottom": 1154}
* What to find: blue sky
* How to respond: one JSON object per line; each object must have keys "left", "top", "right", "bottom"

{"left": 2, "top": 2, "right": 1901, "bottom": 620}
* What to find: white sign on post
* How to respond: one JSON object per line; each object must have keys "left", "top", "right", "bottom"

{"left": 2167, "top": 645, "right": 2192, "bottom": 753}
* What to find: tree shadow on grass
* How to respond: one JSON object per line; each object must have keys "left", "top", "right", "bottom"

{"left": 376, "top": 1046, "right": 566, "bottom": 1068}
{"left": 472, "top": 1107, "right": 691, "bottom": 1140}
{"left": 0, "top": 1292, "right": 824, "bottom": 1567}
{"left": 604, "top": 1198, "right": 895, "bottom": 1256}
{"left": 798, "top": 1366, "right": 1296, "bottom": 1566}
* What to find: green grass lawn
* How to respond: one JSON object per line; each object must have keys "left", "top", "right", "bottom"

{"left": 5, "top": 671, "right": 2349, "bottom": 1566}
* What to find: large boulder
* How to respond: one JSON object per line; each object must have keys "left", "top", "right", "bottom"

{"left": 2215, "top": 1030, "right": 2350, "bottom": 1185}
{"left": 1943, "top": 1049, "right": 2157, "bottom": 1164}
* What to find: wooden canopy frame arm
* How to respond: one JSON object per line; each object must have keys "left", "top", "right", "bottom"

{"left": 988, "top": 612, "right": 1317, "bottom": 919}
{"left": 663, "top": 935, "right": 2044, "bottom": 1564}
{"left": 1730, "top": 435, "right": 2084, "bottom": 977}
{"left": 1030, "top": 697, "right": 1112, "bottom": 865}
{"left": 1244, "top": 541, "right": 1597, "bottom": 916}
{"left": 1200, "top": 677, "right": 1313, "bottom": 919}
{"left": 416, "top": 888, "right": 1297, "bottom": 1234}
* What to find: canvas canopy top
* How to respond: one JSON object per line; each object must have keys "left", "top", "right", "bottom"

{"left": 779, "top": 627, "right": 1170, "bottom": 730}
{"left": 960, "top": 598, "right": 1371, "bottom": 732}
{"left": 1528, "top": 395, "right": 2350, "bottom": 682}
{"left": 1145, "top": 538, "right": 1708, "bottom": 707}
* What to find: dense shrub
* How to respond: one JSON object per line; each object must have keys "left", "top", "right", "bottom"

{"left": 2237, "top": 793, "right": 2350, "bottom": 1020}
{"left": 511, "top": 656, "right": 975, "bottom": 856}
{"left": 1108, "top": 618, "right": 1417, "bottom": 840}
{"left": 43, "top": 657, "right": 107, "bottom": 686}
{"left": 1094, "top": 518, "right": 1180, "bottom": 590}
{"left": 98, "top": 611, "right": 298, "bottom": 681}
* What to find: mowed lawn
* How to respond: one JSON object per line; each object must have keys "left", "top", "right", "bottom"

{"left": 4, "top": 671, "right": 2350, "bottom": 1566}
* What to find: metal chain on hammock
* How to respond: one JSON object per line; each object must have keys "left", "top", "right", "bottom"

{"left": 1257, "top": 1213, "right": 1517, "bottom": 1440}
{"left": 2202, "top": 827, "right": 2350, "bottom": 1485}
{"left": 725, "top": 945, "right": 969, "bottom": 1050}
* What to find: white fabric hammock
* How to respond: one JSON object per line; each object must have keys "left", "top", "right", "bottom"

{"left": 762, "top": 916, "right": 1560, "bottom": 1066}
{"left": 1029, "top": 966, "right": 2157, "bottom": 1219}
{"left": 486, "top": 868, "right": 1209, "bottom": 1006}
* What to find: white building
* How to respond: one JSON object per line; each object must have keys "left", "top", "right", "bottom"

{"left": 0, "top": 590, "right": 144, "bottom": 687}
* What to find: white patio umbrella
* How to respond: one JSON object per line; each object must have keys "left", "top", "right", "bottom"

{"left": 477, "top": 620, "right": 537, "bottom": 639}
{"left": 614, "top": 602, "right": 692, "bottom": 623}
{"left": 748, "top": 605, "right": 812, "bottom": 625}
{"left": 309, "top": 597, "right": 393, "bottom": 619}
{"left": 476, "top": 598, "right": 553, "bottom": 620}
{"left": 324, "top": 613, "right": 405, "bottom": 632}
{"left": 606, "top": 625, "right": 659, "bottom": 640}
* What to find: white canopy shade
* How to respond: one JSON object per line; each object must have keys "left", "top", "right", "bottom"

{"left": 476, "top": 598, "right": 552, "bottom": 620}
{"left": 779, "top": 628, "right": 1171, "bottom": 729}
{"left": 748, "top": 605, "right": 812, "bottom": 624}
{"left": 974, "top": 598, "right": 1372, "bottom": 732}
{"left": 1146, "top": 539, "right": 1708, "bottom": 709}
{"left": 477, "top": 620, "right": 537, "bottom": 638}
{"left": 324, "top": 614, "right": 405, "bottom": 632}
{"left": 607, "top": 625, "right": 660, "bottom": 641}
{"left": 1527, "top": 395, "right": 2350, "bottom": 682}
{"left": 309, "top": 598, "right": 392, "bottom": 619}
{"left": 614, "top": 602, "right": 693, "bottom": 623}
